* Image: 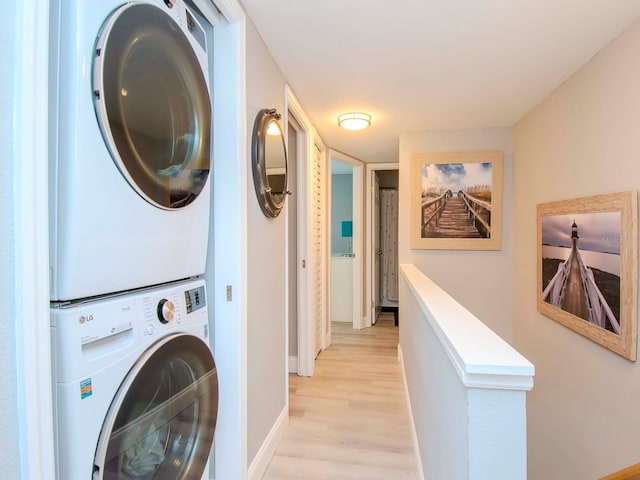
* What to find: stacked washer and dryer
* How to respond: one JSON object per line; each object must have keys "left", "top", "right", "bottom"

{"left": 49, "top": 1, "right": 218, "bottom": 479}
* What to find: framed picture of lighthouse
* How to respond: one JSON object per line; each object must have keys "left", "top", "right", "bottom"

{"left": 410, "top": 151, "right": 503, "bottom": 250}
{"left": 537, "top": 191, "right": 638, "bottom": 361}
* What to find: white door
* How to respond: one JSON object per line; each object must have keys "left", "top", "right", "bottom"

{"left": 287, "top": 119, "right": 298, "bottom": 373}
{"left": 286, "top": 88, "right": 329, "bottom": 375}
{"left": 372, "top": 172, "right": 381, "bottom": 324}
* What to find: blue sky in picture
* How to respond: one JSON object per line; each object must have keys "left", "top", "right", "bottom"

{"left": 421, "top": 162, "right": 492, "bottom": 194}
{"left": 542, "top": 212, "right": 621, "bottom": 254}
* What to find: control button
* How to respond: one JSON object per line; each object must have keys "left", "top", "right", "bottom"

{"left": 176, "top": 314, "right": 182, "bottom": 324}
{"left": 146, "top": 325, "right": 154, "bottom": 336}
{"left": 157, "top": 299, "right": 175, "bottom": 324}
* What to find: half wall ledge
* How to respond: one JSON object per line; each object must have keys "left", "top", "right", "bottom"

{"left": 400, "top": 263, "right": 534, "bottom": 390}
{"left": 399, "top": 263, "right": 535, "bottom": 480}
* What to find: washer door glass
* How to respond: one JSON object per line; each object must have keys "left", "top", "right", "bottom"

{"left": 94, "top": 334, "right": 218, "bottom": 480}
{"left": 94, "top": 3, "right": 211, "bottom": 209}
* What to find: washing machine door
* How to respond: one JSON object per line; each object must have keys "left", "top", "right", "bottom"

{"left": 93, "top": 2, "right": 211, "bottom": 210}
{"left": 93, "top": 334, "right": 218, "bottom": 480}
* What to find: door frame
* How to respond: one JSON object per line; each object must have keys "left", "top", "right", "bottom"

{"left": 372, "top": 171, "right": 381, "bottom": 324}
{"left": 285, "top": 86, "right": 315, "bottom": 377}
{"left": 201, "top": 1, "right": 248, "bottom": 478}
{"left": 365, "top": 162, "right": 399, "bottom": 327}
{"left": 12, "top": 0, "right": 55, "bottom": 477}
{"left": 285, "top": 117, "right": 299, "bottom": 375}
{"left": 329, "top": 150, "right": 365, "bottom": 331}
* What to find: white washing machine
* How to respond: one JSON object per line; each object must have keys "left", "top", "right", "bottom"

{"left": 49, "top": 0, "right": 213, "bottom": 301}
{"left": 51, "top": 278, "right": 218, "bottom": 480}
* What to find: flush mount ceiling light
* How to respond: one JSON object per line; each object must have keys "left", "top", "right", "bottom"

{"left": 338, "top": 112, "right": 371, "bottom": 131}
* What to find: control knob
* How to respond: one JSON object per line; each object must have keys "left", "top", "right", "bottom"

{"left": 157, "top": 298, "right": 175, "bottom": 324}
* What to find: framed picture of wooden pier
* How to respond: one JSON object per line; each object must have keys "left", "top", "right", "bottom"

{"left": 410, "top": 151, "right": 503, "bottom": 250}
{"left": 537, "top": 191, "right": 638, "bottom": 361}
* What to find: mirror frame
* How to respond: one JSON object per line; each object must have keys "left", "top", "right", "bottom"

{"left": 251, "top": 108, "right": 288, "bottom": 218}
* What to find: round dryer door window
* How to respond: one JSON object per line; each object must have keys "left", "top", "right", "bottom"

{"left": 93, "top": 334, "right": 218, "bottom": 480}
{"left": 93, "top": 2, "right": 211, "bottom": 209}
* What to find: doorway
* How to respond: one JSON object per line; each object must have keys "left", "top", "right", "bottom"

{"left": 365, "top": 163, "right": 399, "bottom": 327}
{"left": 376, "top": 172, "right": 399, "bottom": 325}
{"left": 285, "top": 87, "right": 328, "bottom": 378}
{"left": 328, "top": 150, "right": 364, "bottom": 333}
{"left": 330, "top": 160, "right": 354, "bottom": 327}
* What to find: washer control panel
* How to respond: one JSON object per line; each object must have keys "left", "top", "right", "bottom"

{"left": 139, "top": 281, "right": 207, "bottom": 339}
{"left": 51, "top": 279, "right": 208, "bottom": 382}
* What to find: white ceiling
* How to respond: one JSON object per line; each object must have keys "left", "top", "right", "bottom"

{"left": 241, "top": 1, "right": 640, "bottom": 164}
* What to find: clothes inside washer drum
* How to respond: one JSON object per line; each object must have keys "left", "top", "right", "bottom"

{"left": 121, "top": 420, "right": 166, "bottom": 477}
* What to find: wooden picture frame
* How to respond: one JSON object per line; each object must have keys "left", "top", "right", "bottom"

{"left": 411, "top": 151, "right": 503, "bottom": 250}
{"left": 599, "top": 463, "right": 640, "bottom": 480}
{"left": 537, "top": 191, "right": 638, "bottom": 361}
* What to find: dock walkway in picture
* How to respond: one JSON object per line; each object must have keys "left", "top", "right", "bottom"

{"left": 429, "top": 196, "right": 481, "bottom": 238}
{"left": 542, "top": 221, "right": 619, "bottom": 333}
{"left": 421, "top": 189, "right": 490, "bottom": 239}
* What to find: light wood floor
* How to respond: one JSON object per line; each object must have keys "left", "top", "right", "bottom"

{"left": 262, "top": 314, "right": 417, "bottom": 480}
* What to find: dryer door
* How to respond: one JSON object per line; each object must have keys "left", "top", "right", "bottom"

{"left": 93, "top": 2, "right": 211, "bottom": 210}
{"left": 93, "top": 334, "right": 218, "bottom": 480}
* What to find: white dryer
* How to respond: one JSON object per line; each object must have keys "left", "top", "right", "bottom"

{"left": 50, "top": 0, "right": 213, "bottom": 301}
{"left": 51, "top": 278, "right": 218, "bottom": 480}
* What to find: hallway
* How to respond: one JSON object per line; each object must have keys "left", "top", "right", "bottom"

{"left": 262, "top": 314, "right": 417, "bottom": 479}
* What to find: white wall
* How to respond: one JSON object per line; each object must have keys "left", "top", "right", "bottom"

{"left": 400, "top": 273, "right": 470, "bottom": 479}
{"left": 245, "top": 18, "right": 288, "bottom": 467}
{"left": 513, "top": 18, "right": 640, "bottom": 479}
{"left": 0, "top": 0, "right": 21, "bottom": 477}
{"left": 398, "top": 128, "right": 514, "bottom": 341}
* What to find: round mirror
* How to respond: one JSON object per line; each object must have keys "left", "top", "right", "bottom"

{"left": 251, "top": 108, "right": 288, "bottom": 218}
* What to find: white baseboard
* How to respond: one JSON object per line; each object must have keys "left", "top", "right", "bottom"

{"left": 398, "top": 345, "right": 426, "bottom": 480}
{"left": 247, "top": 405, "right": 288, "bottom": 480}
{"left": 288, "top": 355, "right": 298, "bottom": 374}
